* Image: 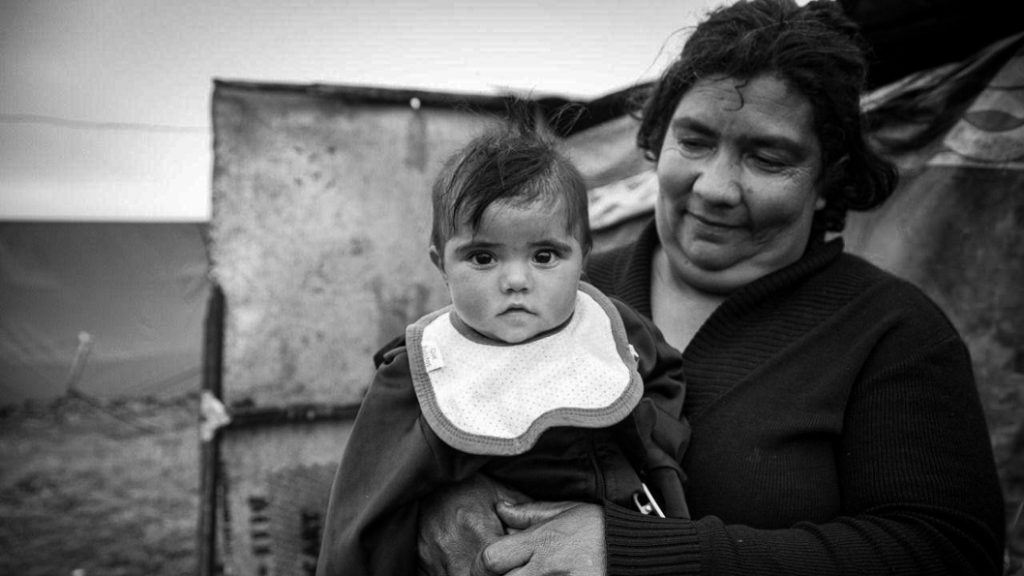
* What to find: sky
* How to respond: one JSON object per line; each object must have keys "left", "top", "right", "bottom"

{"left": 0, "top": 0, "right": 732, "bottom": 222}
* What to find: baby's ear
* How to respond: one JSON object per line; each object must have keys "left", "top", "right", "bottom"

{"left": 581, "top": 244, "right": 592, "bottom": 266}
{"left": 429, "top": 245, "right": 445, "bottom": 275}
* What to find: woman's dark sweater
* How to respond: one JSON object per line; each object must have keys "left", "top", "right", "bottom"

{"left": 585, "top": 222, "right": 1006, "bottom": 575}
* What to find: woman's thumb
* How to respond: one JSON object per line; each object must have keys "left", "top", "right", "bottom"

{"left": 495, "top": 500, "right": 576, "bottom": 531}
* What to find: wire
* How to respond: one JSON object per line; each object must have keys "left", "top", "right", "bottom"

{"left": 67, "top": 389, "right": 158, "bottom": 434}
{"left": 132, "top": 365, "right": 202, "bottom": 394}
{"left": 0, "top": 112, "right": 208, "bottom": 133}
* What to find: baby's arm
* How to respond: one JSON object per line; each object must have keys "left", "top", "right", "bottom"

{"left": 612, "top": 299, "right": 686, "bottom": 419}
{"left": 316, "top": 348, "right": 480, "bottom": 576}
{"left": 612, "top": 299, "right": 691, "bottom": 518}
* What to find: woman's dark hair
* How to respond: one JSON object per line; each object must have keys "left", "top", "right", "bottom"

{"left": 637, "top": 0, "right": 897, "bottom": 233}
{"left": 430, "top": 123, "right": 592, "bottom": 259}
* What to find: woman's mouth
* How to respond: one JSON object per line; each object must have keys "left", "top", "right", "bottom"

{"left": 690, "top": 212, "right": 742, "bottom": 229}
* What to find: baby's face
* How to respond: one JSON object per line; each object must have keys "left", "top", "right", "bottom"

{"left": 432, "top": 199, "right": 583, "bottom": 344}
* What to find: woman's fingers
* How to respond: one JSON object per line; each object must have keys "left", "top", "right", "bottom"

{"left": 471, "top": 531, "right": 533, "bottom": 576}
{"left": 418, "top": 475, "right": 521, "bottom": 576}
{"left": 496, "top": 500, "right": 579, "bottom": 531}
{"left": 472, "top": 503, "right": 607, "bottom": 576}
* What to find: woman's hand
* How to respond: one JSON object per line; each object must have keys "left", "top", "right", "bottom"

{"left": 472, "top": 501, "right": 606, "bottom": 576}
{"left": 417, "top": 475, "right": 529, "bottom": 576}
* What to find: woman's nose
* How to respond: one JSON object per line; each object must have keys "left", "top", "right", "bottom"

{"left": 692, "top": 154, "right": 742, "bottom": 206}
{"left": 500, "top": 261, "right": 531, "bottom": 292}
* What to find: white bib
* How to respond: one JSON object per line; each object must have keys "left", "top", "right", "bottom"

{"left": 407, "top": 283, "right": 642, "bottom": 455}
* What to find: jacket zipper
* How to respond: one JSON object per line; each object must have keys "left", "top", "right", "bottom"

{"left": 587, "top": 430, "right": 606, "bottom": 500}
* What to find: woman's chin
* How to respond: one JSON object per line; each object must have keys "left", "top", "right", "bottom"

{"left": 680, "top": 245, "right": 743, "bottom": 274}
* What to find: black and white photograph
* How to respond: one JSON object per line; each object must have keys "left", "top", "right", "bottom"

{"left": 2, "top": 1, "right": 1022, "bottom": 574}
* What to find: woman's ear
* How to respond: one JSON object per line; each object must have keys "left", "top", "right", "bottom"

{"left": 818, "top": 155, "right": 848, "bottom": 210}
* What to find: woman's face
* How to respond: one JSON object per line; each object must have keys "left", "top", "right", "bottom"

{"left": 655, "top": 74, "right": 824, "bottom": 293}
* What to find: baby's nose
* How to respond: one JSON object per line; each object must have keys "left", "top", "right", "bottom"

{"left": 500, "top": 261, "right": 531, "bottom": 292}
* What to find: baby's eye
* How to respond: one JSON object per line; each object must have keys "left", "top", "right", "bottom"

{"left": 533, "top": 250, "right": 558, "bottom": 265}
{"left": 469, "top": 252, "right": 494, "bottom": 266}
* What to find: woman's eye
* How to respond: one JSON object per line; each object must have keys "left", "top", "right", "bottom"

{"left": 470, "top": 253, "right": 494, "bottom": 266}
{"left": 676, "top": 138, "right": 712, "bottom": 156}
{"left": 751, "top": 155, "right": 787, "bottom": 172}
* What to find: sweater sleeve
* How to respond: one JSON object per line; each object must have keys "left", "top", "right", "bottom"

{"left": 604, "top": 332, "right": 1006, "bottom": 575}
{"left": 316, "top": 348, "right": 486, "bottom": 576}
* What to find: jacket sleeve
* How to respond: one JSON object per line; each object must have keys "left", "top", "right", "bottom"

{"left": 603, "top": 325, "right": 1006, "bottom": 575}
{"left": 612, "top": 298, "right": 686, "bottom": 420}
{"left": 614, "top": 299, "right": 692, "bottom": 519}
{"left": 316, "top": 347, "right": 486, "bottom": 576}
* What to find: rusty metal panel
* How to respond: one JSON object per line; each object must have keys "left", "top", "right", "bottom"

{"left": 209, "top": 82, "right": 509, "bottom": 408}
{"left": 205, "top": 82, "right": 524, "bottom": 576}
{"left": 215, "top": 422, "right": 353, "bottom": 576}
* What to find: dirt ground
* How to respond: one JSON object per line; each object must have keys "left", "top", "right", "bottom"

{"left": 0, "top": 393, "right": 198, "bottom": 576}
{"left": 0, "top": 389, "right": 1020, "bottom": 576}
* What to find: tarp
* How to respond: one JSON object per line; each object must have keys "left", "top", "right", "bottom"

{"left": 837, "top": 0, "right": 1022, "bottom": 88}
{"left": 0, "top": 222, "right": 210, "bottom": 404}
{"left": 847, "top": 33, "right": 1024, "bottom": 498}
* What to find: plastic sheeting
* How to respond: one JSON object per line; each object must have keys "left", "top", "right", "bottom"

{"left": 0, "top": 222, "right": 210, "bottom": 404}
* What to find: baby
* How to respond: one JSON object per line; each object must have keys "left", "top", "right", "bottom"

{"left": 317, "top": 124, "right": 690, "bottom": 575}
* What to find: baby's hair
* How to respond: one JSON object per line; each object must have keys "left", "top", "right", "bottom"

{"left": 429, "top": 123, "right": 592, "bottom": 258}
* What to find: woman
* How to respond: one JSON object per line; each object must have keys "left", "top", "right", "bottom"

{"left": 415, "top": 0, "right": 1007, "bottom": 574}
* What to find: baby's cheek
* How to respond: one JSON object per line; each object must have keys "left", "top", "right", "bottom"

{"left": 449, "top": 285, "right": 488, "bottom": 324}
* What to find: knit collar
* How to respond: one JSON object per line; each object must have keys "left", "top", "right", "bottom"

{"left": 615, "top": 221, "right": 845, "bottom": 344}
{"left": 611, "top": 222, "right": 661, "bottom": 318}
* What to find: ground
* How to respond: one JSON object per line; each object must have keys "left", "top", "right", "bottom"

{"left": 0, "top": 393, "right": 198, "bottom": 576}
{"left": 0, "top": 390, "right": 1020, "bottom": 575}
